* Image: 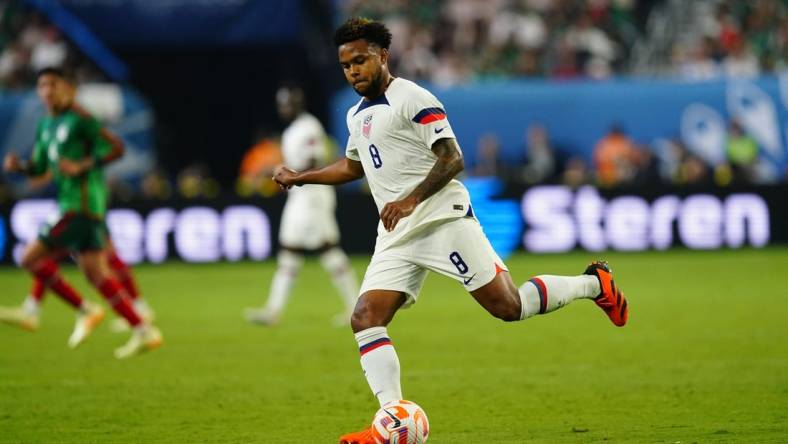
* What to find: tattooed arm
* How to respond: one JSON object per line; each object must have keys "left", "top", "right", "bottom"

{"left": 380, "top": 137, "right": 465, "bottom": 231}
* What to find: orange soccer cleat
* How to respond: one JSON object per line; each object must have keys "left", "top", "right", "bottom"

{"left": 584, "top": 261, "right": 629, "bottom": 327}
{"left": 339, "top": 426, "right": 378, "bottom": 444}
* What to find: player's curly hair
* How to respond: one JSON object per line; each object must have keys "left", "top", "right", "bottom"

{"left": 333, "top": 17, "right": 392, "bottom": 49}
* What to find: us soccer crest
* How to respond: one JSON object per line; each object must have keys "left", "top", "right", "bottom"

{"left": 362, "top": 114, "right": 373, "bottom": 138}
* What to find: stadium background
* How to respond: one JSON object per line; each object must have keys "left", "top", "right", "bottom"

{"left": 0, "top": 1, "right": 787, "bottom": 443}
{"left": 1, "top": 0, "right": 786, "bottom": 263}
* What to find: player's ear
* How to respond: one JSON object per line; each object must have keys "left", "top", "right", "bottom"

{"left": 379, "top": 47, "right": 389, "bottom": 66}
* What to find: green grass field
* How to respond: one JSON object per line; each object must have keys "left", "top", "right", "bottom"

{"left": 1, "top": 249, "right": 787, "bottom": 443}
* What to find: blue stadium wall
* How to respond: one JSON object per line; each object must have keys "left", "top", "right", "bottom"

{"left": 331, "top": 75, "right": 788, "bottom": 174}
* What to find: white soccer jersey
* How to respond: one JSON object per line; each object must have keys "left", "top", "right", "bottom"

{"left": 282, "top": 112, "right": 329, "bottom": 171}
{"left": 280, "top": 112, "right": 338, "bottom": 249}
{"left": 345, "top": 77, "right": 471, "bottom": 250}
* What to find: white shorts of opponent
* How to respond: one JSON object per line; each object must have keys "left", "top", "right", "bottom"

{"left": 359, "top": 216, "right": 507, "bottom": 308}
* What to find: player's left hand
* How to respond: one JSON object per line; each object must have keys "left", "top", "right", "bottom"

{"left": 381, "top": 196, "right": 418, "bottom": 231}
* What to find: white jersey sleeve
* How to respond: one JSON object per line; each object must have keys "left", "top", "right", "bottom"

{"left": 403, "top": 86, "right": 459, "bottom": 153}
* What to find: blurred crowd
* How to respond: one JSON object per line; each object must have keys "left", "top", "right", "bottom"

{"left": 469, "top": 119, "right": 781, "bottom": 187}
{"left": 673, "top": 0, "right": 788, "bottom": 79}
{"left": 0, "top": 4, "right": 102, "bottom": 89}
{"left": 137, "top": 116, "right": 780, "bottom": 203}
{"left": 341, "top": 0, "right": 648, "bottom": 84}
{"left": 341, "top": 0, "right": 788, "bottom": 84}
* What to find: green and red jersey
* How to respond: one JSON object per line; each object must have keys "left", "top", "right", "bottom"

{"left": 29, "top": 107, "right": 116, "bottom": 218}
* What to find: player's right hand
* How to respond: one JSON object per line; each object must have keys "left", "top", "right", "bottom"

{"left": 3, "top": 153, "right": 20, "bottom": 172}
{"left": 272, "top": 165, "right": 299, "bottom": 190}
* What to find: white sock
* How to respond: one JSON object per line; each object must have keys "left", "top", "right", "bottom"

{"left": 133, "top": 298, "right": 151, "bottom": 315}
{"left": 355, "top": 327, "right": 402, "bottom": 407}
{"left": 22, "top": 296, "right": 40, "bottom": 316}
{"left": 262, "top": 250, "right": 304, "bottom": 315}
{"left": 518, "top": 275, "right": 600, "bottom": 319}
{"left": 320, "top": 248, "right": 359, "bottom": 313}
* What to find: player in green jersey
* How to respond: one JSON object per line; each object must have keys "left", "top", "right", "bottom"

{"left": 0, "top": 96, "right": 154, "bottom": 336}
{"left": 2, "top": 67, "right": 162, "bottom": 359}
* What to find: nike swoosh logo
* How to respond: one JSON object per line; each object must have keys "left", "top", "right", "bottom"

{"left": 434, "top": 126, "right": 448, "bottom": 134}
{"left": 463, "top": 273, "right": 477, "bottom": 285}
{"left": 384, "top": 409, "right": 402, "bottom": 428}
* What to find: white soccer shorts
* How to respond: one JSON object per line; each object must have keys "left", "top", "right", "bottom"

{"left": 359, "top": 216, "right": 507, "bottom": 307}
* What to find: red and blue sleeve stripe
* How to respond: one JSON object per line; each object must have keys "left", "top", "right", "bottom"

{"left": 412, "top": 107, "right": 447, "bottom": 124}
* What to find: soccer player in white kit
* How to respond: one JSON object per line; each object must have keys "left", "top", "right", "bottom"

{"left": 246, "top": 86, "right": 359, "bottom": 326}
{"left": 273, "top": 19, "right": 630, "bottom": 444}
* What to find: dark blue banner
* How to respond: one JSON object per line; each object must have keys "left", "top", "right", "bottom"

{"left": 0, "top": 183, "right": 781, "bottom": 264}
{"left": 55, "top": 0, "right": 301, "bottom": 48}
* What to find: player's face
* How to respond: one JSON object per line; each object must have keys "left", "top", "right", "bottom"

{"left": 276, "top": 88, "right": 300, "bottom": 121}
{"left": 36, "top": 74, "right": 61, "bottom": 110}
{"left": 338, "top": 39, "right": 388, "bottom": 98}
{"left": 277, "top": 99, "right": 295, "bottom": 121}
{"left": 60, "top": 81, "right": 76, "bottom": 107}
{"left": 36, "top": 74, "right": 72, "bottom": 111}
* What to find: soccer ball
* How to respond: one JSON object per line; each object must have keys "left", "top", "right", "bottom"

{"left": 370, "top": 400, "right": 430, "bottom": 444}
